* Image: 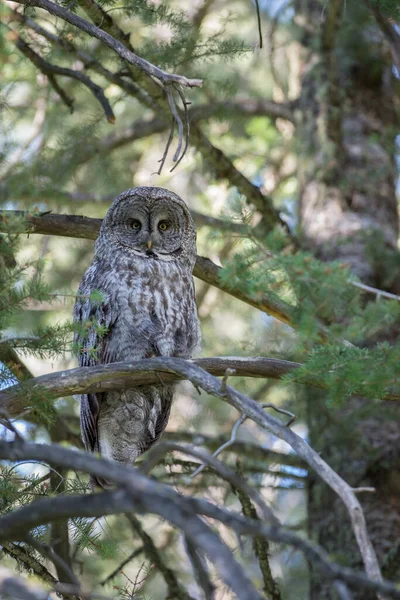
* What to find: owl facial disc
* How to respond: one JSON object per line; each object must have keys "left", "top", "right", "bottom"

{"left": 98, "top": 187, "right": 196, "bottom": 266}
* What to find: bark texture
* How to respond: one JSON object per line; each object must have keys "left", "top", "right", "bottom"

{"left": 295, "top": 1, "right": 400, "bottom": 597}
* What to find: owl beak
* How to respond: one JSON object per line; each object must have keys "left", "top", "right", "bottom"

{"left": 147, "top": 238, "right": 153, "bottom": 250}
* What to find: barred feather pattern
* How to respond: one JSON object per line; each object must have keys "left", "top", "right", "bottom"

{"left": 73, "top": 187, "right": 200, "bottom": 487}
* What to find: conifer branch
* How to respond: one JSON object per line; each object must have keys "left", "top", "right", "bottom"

{"left": 12, "top": 0, "right": 202, "bottom": 90}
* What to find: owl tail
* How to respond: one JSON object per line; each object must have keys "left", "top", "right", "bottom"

{"left": 91, "top": 385, "right": 174, "bottom": 489}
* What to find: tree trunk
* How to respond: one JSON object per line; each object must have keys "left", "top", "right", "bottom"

{"left": 295, "top": 1, "right": 400, "bottom": 597}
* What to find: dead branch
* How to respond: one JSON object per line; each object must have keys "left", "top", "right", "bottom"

{"left": 0, "top": 441, "right": 397, "bottom": 597}
{"left": 0, "top": 356, "right": 300, "bottom": 415}
{"left": 0, "top": 357, "right": 384, "bottom": 584}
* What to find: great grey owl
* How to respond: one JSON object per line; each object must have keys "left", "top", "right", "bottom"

{"left": 73, "top": 187, "right": 200, "bottom": 486}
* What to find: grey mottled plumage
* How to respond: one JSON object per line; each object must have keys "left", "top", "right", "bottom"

{"left": 73, "top": 187, "right": 200, "bottom": 486}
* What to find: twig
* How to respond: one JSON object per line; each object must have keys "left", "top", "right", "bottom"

{"left": 170, "top": 84, "right": 191, "bottom": 172}
{"left": 352, "top": 487, "right": 376, "bottom": 494}
{"left": 189, "top": 412, "right": 247, "bottom": 479}
{"left": 255, "top": 0, "right": 263, "bottom": 48}
{"left": 126, "top": 514, "right": 195, "bottom": 600}
{"left": 156, "top": 119, "right": 175, "bottom": 175}
{"left": 349, "top": 279, "right": 400, "bottom": 302}
{"left": 188, "top": 399, "right": 294, "bottom": 479}
{"left": 100, "top": 546, "right": 144, "bottom": 586}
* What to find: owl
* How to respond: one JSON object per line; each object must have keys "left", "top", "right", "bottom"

{"left": 73, "top": 187, "right": 201, "bottom": 487}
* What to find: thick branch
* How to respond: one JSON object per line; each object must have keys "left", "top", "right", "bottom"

{"left": 0, "top": 210, "right": 294, "bottom": 326}
{"left": 0, "top": 356, "right": 301, "bottom": 415}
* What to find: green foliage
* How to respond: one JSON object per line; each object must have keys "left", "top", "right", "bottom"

{"left": 284, "top": 342, "right": 400, "bottom": 405}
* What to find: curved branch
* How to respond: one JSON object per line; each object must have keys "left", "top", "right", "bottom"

{"left": 12, "top": 0, "right": 202, "bottom": 89}
{"left": 10, "top": 29, "right": 115, "bottom": 122}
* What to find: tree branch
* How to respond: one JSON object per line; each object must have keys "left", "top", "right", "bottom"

{"left": 0, "top": 356, "right": 301, "bottom": 416}
{"left": 0, "top": 440, "right": 396, "bottom": 598}
{"left": 0, "top": 210, "right": 295, "bottom": 326}
{"left": 9, "top": 28, "right": 115, "bottom": 122}
{"left": 12, "top": 0, "right": 202, "bottom": 90}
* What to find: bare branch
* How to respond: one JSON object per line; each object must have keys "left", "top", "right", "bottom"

{"left": 0, "top": 356, "right": 301, "bottom": 416}
{"left": 0, "top": 441, "right": 396, "bottom": 598}
{"left": 9, "top": 28, "right": 115, "bottom": 123}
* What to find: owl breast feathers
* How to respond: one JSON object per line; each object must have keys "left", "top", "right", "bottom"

{"left": 73, "top": 187, "right": 201, "bottom": 487}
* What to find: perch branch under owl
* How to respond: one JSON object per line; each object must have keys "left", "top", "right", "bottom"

{"left": 0, "top": 355, "right": 385, "bottom": 587}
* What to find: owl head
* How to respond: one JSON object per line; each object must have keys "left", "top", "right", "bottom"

{"left": 97, "top": 187, "right": 197, "bottom": 267}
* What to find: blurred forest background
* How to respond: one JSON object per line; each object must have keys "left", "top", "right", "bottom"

{"left": 1, "top": 0, "right": 400, "bottom": 599}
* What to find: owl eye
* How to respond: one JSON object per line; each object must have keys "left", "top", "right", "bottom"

{"left": 131, "top": 219, "right": 141, "bottom": 230}
{"left": 158, "top": 221, "right": 169, "bottom": 231}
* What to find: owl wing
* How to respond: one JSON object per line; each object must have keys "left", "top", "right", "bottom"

{"left": 73, "top": 267, "right": 118, "bottom": 453}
